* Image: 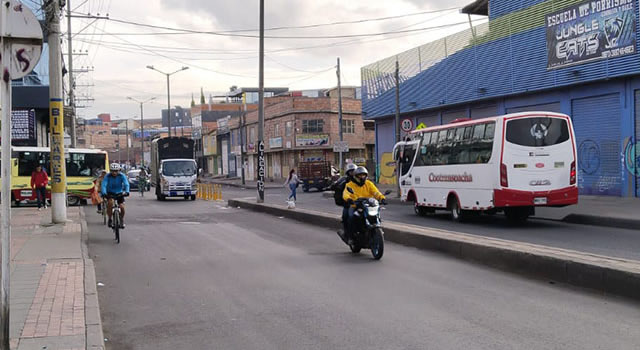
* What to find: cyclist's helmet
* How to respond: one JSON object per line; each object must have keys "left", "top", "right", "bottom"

{"left": 110, "top": 163, "right": 121, "bottom": 172}
{"left": 346, "top": 163, "right": 357, "bottom": 176}
{"left": 354, "top": 166, "right": 369, "bottom": 185}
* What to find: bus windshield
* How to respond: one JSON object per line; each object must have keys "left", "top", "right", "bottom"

{"left": 162, "top": 160, "right": 196, "bottom": 176}
{"left": 506, "top": 117, "right": 569, "bottom": 147}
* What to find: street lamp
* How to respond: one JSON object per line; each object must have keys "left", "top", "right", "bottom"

{"left": 127, "top": 96, "right": 156, "bottom": 167}
{"left": 146, "top": 65, "right": 189, "bottom": 137}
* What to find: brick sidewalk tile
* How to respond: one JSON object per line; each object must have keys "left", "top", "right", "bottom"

{"left": 21, "top": 262, "right": 85, "bottom": 340}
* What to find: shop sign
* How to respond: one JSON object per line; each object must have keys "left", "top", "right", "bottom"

{"left": 11, "top": 109, "right": 35, "bottom": 140}
{"left": 296, "top": 134, "right": 329, "bottom": 147}
{"left": 546, "top": 0, "right": 636, "bottom": 70}
{"left": 269, "top": 137, "right": 283, "bottom": 149}
{"left": 217, "top": 116, "right": 231, "bottom": 134}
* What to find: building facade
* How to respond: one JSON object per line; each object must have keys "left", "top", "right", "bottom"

{"left": 362, "top": 0, "right": 640, "bottom": 197}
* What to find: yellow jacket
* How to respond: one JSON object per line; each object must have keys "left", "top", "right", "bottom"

{"left": 343, "top": 180, "right": 385, "bottom": 205}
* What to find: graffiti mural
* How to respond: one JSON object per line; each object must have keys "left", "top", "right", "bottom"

{"left": 624, "top": 137, "right": 640, "bottom": 197}
{"left": 576, "top": 139, "right": 622, "bottom": 196}
{"left": 377, "top": 152, "right": 397, "bottom": 185}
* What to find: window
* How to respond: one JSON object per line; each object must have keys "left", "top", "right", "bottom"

{"left": 285, "top": 121, "right": 293, "bottom": 136}
{"left": 17, "top": 151, "right": 50, "bottom": 176}
{"left": 342, "top": 120, "right": 355, "bottom": 134}
{"left": 413, "top": 122, "right": 495, "bottom": 167}
{"left": 250, "top": 127, "right": 256, "bottom": 143}
{"left": 506, "top": 117, "right": 569, "bottom": 147}
{"left": 302, "top": 119, "right": 324, "bottom": 133}
{"left": 364, "top": 121, "right": 375, "bottom": 131}
{"left": 274, "top": 124, "right": 280, "bottom": 137}
{"left": 66, "top": 153, "right": 106, "bottom": 177}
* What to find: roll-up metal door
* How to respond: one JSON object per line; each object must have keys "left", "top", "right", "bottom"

{"left": 416, "top": 114, "right": 439, "bottom": 128}
{"left": 471, "top": 105, "right": 497, "bottom": 119}
{"left": 506, "top": 102, "right": 562, "bottom": 114}
{"left": 442, "top": 110, "right": 466, "bottom": 124}
{"left": 572, "top": 94, "right": 622, "bottom": 196}
{"left": 634, "top": 90, "right": 640, "bottom": 197}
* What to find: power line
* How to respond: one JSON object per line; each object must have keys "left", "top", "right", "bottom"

{"left": 72, "top": 16, "right": 476, "bottom": 39}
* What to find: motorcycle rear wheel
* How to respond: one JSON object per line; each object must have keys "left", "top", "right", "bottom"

{"left": 371, "top": 228, "right": 384, "bottom": 260}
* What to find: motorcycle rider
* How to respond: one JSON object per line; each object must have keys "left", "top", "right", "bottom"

{"left": 333, "top": 163, "right": 358, "bottom": 243}
{"left": 343, "top": 166, "right": 387, "bottom": 244}
{"left": 101, "top": 163, "right": 130, "bottom": 229}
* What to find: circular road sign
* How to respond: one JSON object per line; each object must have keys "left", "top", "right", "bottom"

{"left": 2, "top": 1, "right": 43, "bottom": 80}
{"left": 401, "top": 118, "right": 414, "bottom": 132}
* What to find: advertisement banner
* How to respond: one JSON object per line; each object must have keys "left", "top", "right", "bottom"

{"left": 269, "top": 137, "right": 283, "bottom": 149}
{"left": 295, "top": 134, "right": 329, "bottom": 147}
{"left": 546, "top": 0, "right": 636, "bottom": 70}
{"left": 11, "top": 109, "right": 35, "bottom": 140}
{"left": 49, "top": 99, "right": 66, "bottom": 193}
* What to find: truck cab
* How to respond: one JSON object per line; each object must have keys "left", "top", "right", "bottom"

{"left": 157, "top": 159, "right": 198, "bottom": 200}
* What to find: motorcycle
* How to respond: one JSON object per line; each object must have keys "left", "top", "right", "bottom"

{"left": 339, "top": 189, "right": 391, "bottom": 260}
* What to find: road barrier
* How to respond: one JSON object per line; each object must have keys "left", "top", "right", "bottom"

{"left": 228, "top": 198, "right": 640, "bottom": 302}
{"left": 196, "top": 183, "right": 223, "bottom": 201}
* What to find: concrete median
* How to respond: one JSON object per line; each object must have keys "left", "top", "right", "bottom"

{"left": 228, "top": 198, "right": 640, "bottom": 301}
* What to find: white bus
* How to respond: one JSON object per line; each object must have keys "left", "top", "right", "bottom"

{"left": 394, "top": 112, "right": 578, "bottom": 222}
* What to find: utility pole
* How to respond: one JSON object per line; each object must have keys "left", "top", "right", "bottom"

{"left": 118, "top": 127, "right": 121, "bottom": 164}
{"left": 127, "top": 97, "right": 155, "bottom": 167}
{"left": 240, "top": 101, "right": 246, "bottom": 185}
{"left": 337, "top": 57, "right": 344, "bottom": 174}
{"left": 257, "top": 0, "right": 265, "bottom": 203}
{"left": 67, "top": 0, "right": 76, "bottom": 147}
{"left": 146, "top": 66, "right": 189, "bottom": 138}
{"left": 395, "top": 59, "right": 401, "bottom": 198}
{"left": 126, "top": 120, "right": 130, "bottom": 167}
{"left": 47, "top": 0, "right": 69, "bottom": 223}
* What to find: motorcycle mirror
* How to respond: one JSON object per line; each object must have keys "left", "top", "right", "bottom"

{"left": 384, "top": 190, "right": 392, "bottom": 196}
{"left": 347, "top": 187, "right": 355, "bottom": 194}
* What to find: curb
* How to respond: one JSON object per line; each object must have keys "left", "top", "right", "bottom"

{"left": 79, "top": 207, "right": 106, "bottom": 350}
{"left": 201, "top": 181, "right": 282, "bottom": 191}
{"left": 228, "top": 198, "right": 640, "bottom": 302}
{"left": 321, "top": 192, "right": 640, "bottom": 230}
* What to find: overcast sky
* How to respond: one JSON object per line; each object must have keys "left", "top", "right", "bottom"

{"left": 62, "top": 0, "right": 480, "bottom": 121}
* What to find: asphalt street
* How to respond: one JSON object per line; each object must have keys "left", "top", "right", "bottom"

{"left": 222, "top": 186, "right": 640, "bottom": 261}
{"left": 86, "top": 193, "right": 640, "bottom": 350}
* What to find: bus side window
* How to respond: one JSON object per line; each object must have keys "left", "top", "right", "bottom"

{"left": 470, "top": 124, "right": 486, "bottom": 164}
{"left": 479, "top": 122, "right": 496, "bottom": 163}
{"left": 449, "top": 127, "right": 465, "bottom": 165}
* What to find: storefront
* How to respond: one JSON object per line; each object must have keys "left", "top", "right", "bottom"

{"left": 362, "top": 0, "right": 640, "bottom": 196}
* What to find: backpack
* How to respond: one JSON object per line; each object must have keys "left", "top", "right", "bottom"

{"left": 332, "top": 176, "right": 349, "bottom": 206}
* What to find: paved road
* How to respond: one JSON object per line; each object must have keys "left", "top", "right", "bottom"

{"left": 220, "top": 186, "right": 640, "bottom": 261}
{"left": 86, "top": 194, "right": 640, "bottom": 350}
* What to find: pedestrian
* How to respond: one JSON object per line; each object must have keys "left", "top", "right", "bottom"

{"left": 284, "top": 169, "right": 299, "bottom": 202}
{"left": 30, "top": 164, "right": 48, "bottom": 211}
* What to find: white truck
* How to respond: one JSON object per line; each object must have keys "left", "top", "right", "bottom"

{"left": 150, "top": 137, "right": 198, "bottom": 201}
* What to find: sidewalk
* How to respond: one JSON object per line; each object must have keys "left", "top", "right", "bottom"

{"left": 200, "top": 176, "right": 284, "bottom": 190}
{"left": 324, "top": 184, "right": 640, "bottom": 230}
{"left": 4, "top": 207, "right": 104, "bottom": 350}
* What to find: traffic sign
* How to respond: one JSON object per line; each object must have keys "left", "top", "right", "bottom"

{"left": 401, "top": 118, "right": 414, "bottom": 132}
{"left": 333, "top": 141, "right": 349, "bottom": 153}
{"left": 2, "top": 1, "right": 43, "bottom": 79}
{"left": 415, "top": 122, "right": 427, "bottom": 130}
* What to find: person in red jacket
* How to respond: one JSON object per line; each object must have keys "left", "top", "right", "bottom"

{"left": 30, "top": 165, "right": 49, "bottom": 210}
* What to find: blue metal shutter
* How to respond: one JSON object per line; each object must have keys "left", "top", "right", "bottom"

{"left": 442, "top": 110, "right": 466, "bottom": 124}
{"left": 572, "top": 94, "right": 622, "bottom": 196}
{"left": 416, "top": 114, "right": 439, "bottom": 128}
{"left": 635, "top": 90, "right": 640, "bottom": 197}
{"left": 506, "top": 102, "right": 561, "bottom": 114}
{"left": 471, "top": 105, "right": 497, "bottom": 119}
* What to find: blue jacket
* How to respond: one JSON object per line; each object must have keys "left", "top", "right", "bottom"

{"left": 101, "top": 173, "right": 130, "bottom": 195}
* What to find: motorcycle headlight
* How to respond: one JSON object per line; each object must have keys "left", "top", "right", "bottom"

{"left": 366, "top": 206, "right": 380, "bottom": 216}
{"left": 368, "top": 198, "right": 379, "bottom": 206}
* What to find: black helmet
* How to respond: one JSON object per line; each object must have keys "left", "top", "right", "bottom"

{"left": 354, "top": 166, "right": 369, "bottom": 185}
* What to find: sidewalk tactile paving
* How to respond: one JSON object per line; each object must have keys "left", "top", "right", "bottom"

{"left": 21, "top": 261, "right": 85, "bottom": 339}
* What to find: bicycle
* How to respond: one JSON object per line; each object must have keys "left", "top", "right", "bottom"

{"left": 106, "top": 193, "right": 129, "bottom": 244}
{"left": 138, "top": 177, "right": 148, "bottom": 197}
{"left": 101, "top": 197, "right": 107, "bottom": 225}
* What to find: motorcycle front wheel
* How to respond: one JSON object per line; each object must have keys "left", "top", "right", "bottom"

{"left": 371, "top": 228, "right": 384, "bottom": 260}
{"left": 350, "top": 243, "right": 361, "bottom": 253}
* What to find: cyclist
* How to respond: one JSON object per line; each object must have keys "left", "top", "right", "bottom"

{"left": 101, "top": 163, "right": 130, "bottom": 229}
{"left": 137, "top": 167, "right": 149, "bottom": 192}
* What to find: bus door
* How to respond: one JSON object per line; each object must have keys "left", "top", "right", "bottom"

{"left": 393, "top": 140, "right": 420, "bottom": 185}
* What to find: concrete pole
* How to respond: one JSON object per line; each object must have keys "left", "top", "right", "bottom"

{"left": 337, "top": 57, "right": 343, "bottom": 173}
{"left": 140, "top": 103, "right": 144, "bottom": 167}
{"left": 0, "top": 4, "right": 12, "bottom": 346}
{"left": 126, "top": 120, "right": 130, "bottom": 167}
{"left": 257, "top": 0, "right": 265, "bottom": 203}
{"left": 67, "top": 0, "right": 76, "bottom": 147}
{"left": 240, "top": 102, "right": 246, "bottom": 185}
{"left": 395, "top": 59, "right": 401, "bottom": 198}
{"left": 47, "top": 0, "right": 68, "bottom": 223}
{"left": 166, "top": 75, "right": 171, "bottom": 137}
